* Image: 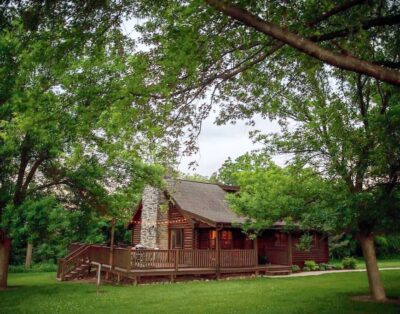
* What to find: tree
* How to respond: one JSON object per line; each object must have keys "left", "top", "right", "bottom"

{"left": 226, "top": 163, "right": 347, "bottom": 234}
{"left": 126, "top": 2, "right": 399, "bottom": 301}
{"left": 224, "top": 65, "right": 400, "bottom": 301}
{"left": 211, "top": 152, "right": 271, "bottom": 185}
{"left": 0, "top": 1, "right": 177, "bottom": 288}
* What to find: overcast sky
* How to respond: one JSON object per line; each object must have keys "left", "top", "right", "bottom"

{"left": 177, "top": 112, "right": 288, "bottom": 176}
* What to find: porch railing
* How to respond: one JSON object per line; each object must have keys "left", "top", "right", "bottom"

{"left": 58, "top": 244, "right": 259, "bottom": 279}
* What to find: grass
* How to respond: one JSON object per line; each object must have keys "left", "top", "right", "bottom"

{"left": 330, "top": 258, "right": 400, "bottom": 269}
{"left": 1, "top": 271, "right": 399, "bottom": 314}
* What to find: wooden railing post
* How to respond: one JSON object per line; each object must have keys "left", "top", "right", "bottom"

{"left": 216, "top": 229, "right": 221, "bottom": 278}
{"left": 174, "top": 250, "right": 179, "bottom": 271}
{"left": 287, "top": 234, "right": 293, "bottom": 266}
{"left": 57, "top": 258, "right": 64, "bottom": 279}
{"left": 254, "top": 238, "right": 258, "bottom": 266}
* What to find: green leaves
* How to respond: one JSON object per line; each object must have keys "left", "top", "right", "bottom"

{"left": 226, "top": 162, "right": 347, "bottom": 233}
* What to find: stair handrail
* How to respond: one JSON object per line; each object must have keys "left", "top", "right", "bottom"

{"left": 57, "top": 245, "right": 91, "bottom": 280}
{"left": 64, "top": 244, "right": 89, "bottom": 262}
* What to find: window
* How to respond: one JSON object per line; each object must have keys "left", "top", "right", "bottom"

{"left": 274, "top": 232, "right": 287, "bottom": 247}
{"left": 221, "top": 230, "right": 233, "bottom": 249}
{"left": 170, "top": 229, "right": 183, "bottom": 249}
{"left": 209, "top": 230, "right": 217, "bottom": 249}
{"left": 313, "top": 233, "right": 320, "bottom": 249}
{"left": 209, "top": 230, "right": 233, "bottom": 249}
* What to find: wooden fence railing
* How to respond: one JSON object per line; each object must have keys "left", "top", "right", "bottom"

{"left": 220, "top": 249, "right": 258, "bottom": 268}
{"left": 58, "top": 244, "right": 259, "bottom": 279}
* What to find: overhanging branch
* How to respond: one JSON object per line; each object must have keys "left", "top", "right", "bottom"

{"left": 205, "top": 0, "right": 400, "bottom": 86}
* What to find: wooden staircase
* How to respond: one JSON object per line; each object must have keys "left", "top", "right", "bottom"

{"left": 62, "top": 260, "right": 90, "bottom": 281}
{"left": 264, "top": 264, "right": 292, "bottom": 276}
{"left": 57, "top": 245, "right": 91, "bottom": 281}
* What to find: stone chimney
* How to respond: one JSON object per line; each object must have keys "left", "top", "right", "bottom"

{"left": 140, "top": 185, "right": 168, "bottom": 249}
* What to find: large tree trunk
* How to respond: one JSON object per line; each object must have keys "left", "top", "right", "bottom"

{"left": 358, "top": 233, "right": 387, "bottom": 301}
{"left": 0, "top": 233, "right": 11, "bottom": 290}
{"left": 25, "top": 241, "right": 33, "bottom": 268}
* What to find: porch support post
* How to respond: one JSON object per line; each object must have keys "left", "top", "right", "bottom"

{"left": 110, "top": 218, "right": 116, "bottom": 266}
{"left": 287, "top": 233, "right": 293, "bottom": 266}
{"left": 253, "top": 237, "right": 258, "bottom": 266}
{"left": 216, "top": 228, "right": 221, "bottom": 279}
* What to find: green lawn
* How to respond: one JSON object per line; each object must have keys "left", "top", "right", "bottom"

{"left": 330, "top": 258, "right": 400, "bottom": 269}
{"left": 1, "top": 271, "right": 399, "bottom": 314}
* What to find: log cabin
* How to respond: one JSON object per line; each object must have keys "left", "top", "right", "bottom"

{"left": 128, "top": 179, "right": 329, "bottom": 267}
{"left": 57, "top": 179, "right": 329, "bottom": 283}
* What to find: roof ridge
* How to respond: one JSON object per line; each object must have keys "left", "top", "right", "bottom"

{"left": 175, "top": 178, "right": 221, "bottom": 186}
{"left": 173, "top": 178, "right": 239, "bottom": 189}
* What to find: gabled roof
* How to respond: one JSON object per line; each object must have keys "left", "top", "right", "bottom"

{"left": 166, "top": 179, "right": 245, "bottom": 225}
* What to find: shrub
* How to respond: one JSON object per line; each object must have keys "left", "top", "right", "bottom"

{"left": 304, "top": 260, "right": 318, "bottom": 271}
{"left": 324, "top": 264, "right": 335, "bottom": 270}
{"left": 329, "top": 234, "right": 357, "bottom": 260}
{"left": 375, "top": 235, "right": 400, "bottom": 258}
{"left": 318, "top": 263, "right": 329, "bottom": 271}
{"left": 9, "top": 263, "right": 57, "bottom": 273}
{"left": 302, "top": 266, "right": 310, "bottom": 272}
{"left": 342, "top": 257, "right": 357, "bottom": 269}
{"left": 333, "top": 264, "right": 344, "bottom": 270}
{"left": 291, "top": 265, "right": 301, "bottom": 273}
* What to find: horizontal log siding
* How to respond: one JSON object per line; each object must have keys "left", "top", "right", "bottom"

{"left": 292, "top": 233, "right": 329, "bottom": 266}
{"left": 169, "top": 206, "right": 193, "bottom": 249}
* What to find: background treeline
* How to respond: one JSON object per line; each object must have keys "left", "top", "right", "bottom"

{"left": 330, "top": 234, "right": 400, "bottom": 260}
{"left": 3, "top": 197, "right": 131, "bottom": 265}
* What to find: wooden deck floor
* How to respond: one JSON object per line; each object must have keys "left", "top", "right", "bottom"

{"left": 106, "top": 264, "right": 292, "bottom": 284}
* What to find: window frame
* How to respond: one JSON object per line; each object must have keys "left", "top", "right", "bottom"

{"left": 273, "top": 232, "right": 287, "bottom": 247}
{"left": 170, "top": 228, "right": 183, "bottom": 249}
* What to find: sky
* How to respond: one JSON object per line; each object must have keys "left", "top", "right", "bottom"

{"left": 122, "top": 19, "right": 288, "bottom": 177}
{"left": 177, "top": 112, "right": 285, "bottom": 176}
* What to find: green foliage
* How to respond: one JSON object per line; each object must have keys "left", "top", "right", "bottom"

{"left": 342, "top": 257, "right": 357, "bottom": 270}
{"left": 8, "top": 263, "right": 57, "bottom": 273}
{"left": 178, "top": 172, "right": 211, "bottom": 183}
{"left": 2, "top": 196, "right": 133, "bottom": 265}
{"left": 302, "top": 266, "right": 310, "bottom": 272}
{"left": 375, "top": 235, "right": 400, "bottom": 258}
{"left": 295, "top": 234, "right": 313, "bottom": 252}
{"left": 304, "top": 260, "right": 318, "bottom": 271}
{"left": 212, "top": 152, "right": 271, "bottom": 185}
{"left": 318, "top": 263, "right": 327, "bottom": 271}
{"left": 0, "top": 1, "right": 177, "bottom": 272}
{"left": 329, "top": 234, "right": 358, "bottom": 260}
{"left": 226, "top": 162, "right": 346, "bottom": 233}
{"left": 291, "top": 265, "right": 300, "bottom": 273}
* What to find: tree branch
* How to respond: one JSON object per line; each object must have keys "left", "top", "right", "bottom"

{"left": 310, "top": 14, "right": 400, "bottom": 42}
{"left": 20, "top": 156, "right": 46, "bottom": 196}
{"left": 13, "top": 137, "right": 31, "bottom": 206}
{"left": 307, "top": 0, "right": 367, "bottom": 27}
{"left": 205, "top": 0, "right": 400, "bottom": 86}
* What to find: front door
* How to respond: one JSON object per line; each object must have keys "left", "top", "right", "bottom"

{"left": 257, "top": 234, "right": 268, "bottom": 264}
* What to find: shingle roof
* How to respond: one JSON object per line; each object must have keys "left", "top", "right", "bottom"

{"left": 166, "top": 179, "right": 246, "bottom": 225}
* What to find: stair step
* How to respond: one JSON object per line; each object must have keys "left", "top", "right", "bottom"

{"left": 265, "top": 270, "right": 291, "bottom": 276}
